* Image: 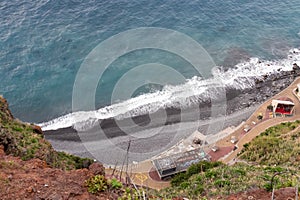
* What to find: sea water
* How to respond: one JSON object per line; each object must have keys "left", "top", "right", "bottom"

{"left": 1, "top": 0, "right": 300, "bottom": 126}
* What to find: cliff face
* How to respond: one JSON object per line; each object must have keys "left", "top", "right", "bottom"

{"left": 0, "top": 95, "right": 93, "bottom": 170}
{"left": 0, "top": 95, "right": 22, "bottom": 155}
{"left": 0, "top": 145, "right": 107, "bottom": 200}
{"left": 0, "top": 96, "right": 111, "bottom": 199}
{"left": 0, "top": 96, "right": 14, "bottom": 122}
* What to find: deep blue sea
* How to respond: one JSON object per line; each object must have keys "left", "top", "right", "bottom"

{"left": 1, "top": 0, "right": 300, "bottom": 124}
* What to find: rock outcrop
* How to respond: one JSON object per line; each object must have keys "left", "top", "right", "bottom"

{"left": 0, "top": 96, "right": 114, "bottom": 199}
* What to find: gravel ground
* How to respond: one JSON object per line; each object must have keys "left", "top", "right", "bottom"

{"left": 44, "top": 70, "right": 300, "bottom": 165}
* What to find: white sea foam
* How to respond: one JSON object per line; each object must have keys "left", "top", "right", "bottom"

{"left": 39, "top": 48, "right": 300, "bottom": 131}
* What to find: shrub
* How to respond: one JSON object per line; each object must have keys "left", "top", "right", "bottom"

{"left": 264, "top": 166, "right": 284, "bottom": 173}
{"left": 171, "top": 173, "right": 187, "bottom": 187}
{"left": 186, "top": 163, "right": 201, "bottom": 177}
{"left": 85, "top": 175, "right": 108, "bottom": 194}
{"left": 31, "top": 138, "right": 38, "bottom": 143}
{"left": 243, "top": 143, "right": 249, "bottom": 149}
{"left": 192, "top": 184, "right": 204, "bottom": 195}
{"left": 186, "top": 161, "right": 223, "bottom": 178}
{"left": 214, "top": 179, "right": 230, "bottom": 188}
{"left": 109, "top": 178, "right": 122, "bottom": 189}
{"left": 263, "top": 182, "right": 272, "bottom": 191}
{"left": 195, "top": 175, "right": 203, "bottom": 183}
{"left": 205, "top": 170, "right": 218, "bottom": 179}
{"left": 233, "top": 168, "right": 246, "bottom": 176}
{"left": 12, "top": 126, "right": 23, "bottom": 132}
{"left": 267, "top": 105, "right": 273, "bottom": 111}
{"left": 180, "top": 181, "right": 190, "bottom": 189}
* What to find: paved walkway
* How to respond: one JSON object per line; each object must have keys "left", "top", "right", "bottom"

{"left": 219, "top": 77, "right": 300, "bottom": 163}
{"left": 109, "top": 77, "right": 300, "bottom": 190}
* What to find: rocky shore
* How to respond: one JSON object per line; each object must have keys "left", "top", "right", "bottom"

{"left": 43, "top": 63, "right": 300, "bottom": 164}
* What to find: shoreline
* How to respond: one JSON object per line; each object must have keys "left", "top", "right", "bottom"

{"left": 43, "top": 65, "right": 300, "bottom": 165}
{"left": 154, "top": 73, "right": 300, "bottom": 164}
{"left": 44, "top": 104, "right": 258, "bottom": 165}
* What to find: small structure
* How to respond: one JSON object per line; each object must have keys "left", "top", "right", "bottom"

{"left": 211, "top": 146, "right": 219, "bottom": 152}
{"left": 296, "top": 84, "right": 300, "bottom": 98}
{"left": 230, "top": 136, "right": 238, "bottom": 144}
{"left": 233, "top": 145, "right": 238, "bottom": 151}
{"left": 243, "top": 125, "right": 251, "bottom": 132}
{"left": 257, "top": 112, "right": 263, "bottom": 120}
{"left": 192, "top": 137, "right": 203, "bottom": 145}
{"left": 152, "top": 148, "right": 210, "bottom": 179}
{"left": 272, "top": 97, "right": 295, "bottom": 117}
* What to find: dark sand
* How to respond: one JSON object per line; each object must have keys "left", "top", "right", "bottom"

{"left": 44, "top": 70, "right": 300, "bottom": 164}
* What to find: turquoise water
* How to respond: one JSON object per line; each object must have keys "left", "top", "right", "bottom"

{"left": 1, "top": 0, "right": 300, "bottom": 123}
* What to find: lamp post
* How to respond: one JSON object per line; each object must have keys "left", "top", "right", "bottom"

{"left": 271, "top": 171, "right": 299, "bottom": 200}
{"left": 271, "top": 171, "right": 286, "bottom": 200}
{"left": 296, "top": 176, "right": 299, "bottom": 200}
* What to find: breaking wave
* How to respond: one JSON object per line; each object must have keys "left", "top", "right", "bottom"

{"left": 39, "top": 48, "right": 300, "bottom": 131}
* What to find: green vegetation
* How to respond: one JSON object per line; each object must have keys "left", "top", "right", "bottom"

{"left": 85, "top": 175, "right": 150, "bottom": 199}
{"left": 154, "top": 121, "right": 300, "bottom": 199}
{"left": 155, "top": 162, "right": 299, "bottom": 199}
{"left": 0, "top": 160, "right": 20, "bottom": 170}
{"left": 0, "top": 96, "right": 93, "bottom": 170}
{"left": 85, "top": 175, "right": 108, "bottom": 194}
{"left": 239, "top": 120, "right": 300, "bottom": 168}
{"left": 170, "top": 161, "right": 223, "bottom": 187}
{"left": 267, "top": 104, "right": 273, "bottom": 111}
{"left": 109, "top": 178, "right": 123, "bottom": 189}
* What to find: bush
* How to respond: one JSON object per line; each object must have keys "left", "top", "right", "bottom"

{"left": 263, "top": 182, "right": 272, "bottom": 191}
{"left": 186, "top": 163, "right": 201, "bottom": 177}
{"left": 239, "top": 121, "right": 300, "bottom": 167}
{"left": 193, "top": 184, "right": 204, "bottom": 195}
{"left": 233, "top": 168, "right": 246, "bottom": 176}
{"left": 205, "top": 170, "right": 218, "bottom": 179}
{"left": 85, "top": 175, "right": 108, "bottom": 194}
{"left": 186, "top": 161, "right": 223, "bottom": 178}
{"left": 180, "top": 181, "right": 190, "bottom": 189}
{"left": 171, "top": 173, "right": 187, "bottom": 187}
{"left": 267, "top": 105, "right": 273, "bottom": 111}
{"left": 214, "top": 179, "right": 230, "bottom": 188}
{"left": 195, "top": 175, "right": 203, "bottom": 183}
{"left": 56, "top": 151, "right": 93, "bottom": 169}
{"left": 109, "top": 178, "right": 122, "bottom": 189}
{"left": 12, "top": 126, "right": 23, "bottom": 132}
{"left": 243, "top": 143, "right": 249, "bottom": 149}
{"left": 264, "top": 166, "right": 284, "bottom": 173}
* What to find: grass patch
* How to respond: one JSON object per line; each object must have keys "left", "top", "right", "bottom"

{"left": 155, "top": 163, "right": 299, "bottom": 199}
{"left": 239, "top": 121, "right": 300, "bottom": 167}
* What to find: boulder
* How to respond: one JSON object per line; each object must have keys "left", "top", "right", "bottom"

{"left": 293, "top": 63, "right": 299, "bottom": 69}
{"left": 88, "top": 162, "right": 105, "bottom": 176}
{"left": 31, "top": 125, "right": 43, "bottom": 135}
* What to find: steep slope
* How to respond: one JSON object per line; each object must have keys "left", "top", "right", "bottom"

{"left": 0, "top": 96, "right": 110, "bottom": 199}
{"left": 0, "top": 95, "right": 93, "bottom": 170}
